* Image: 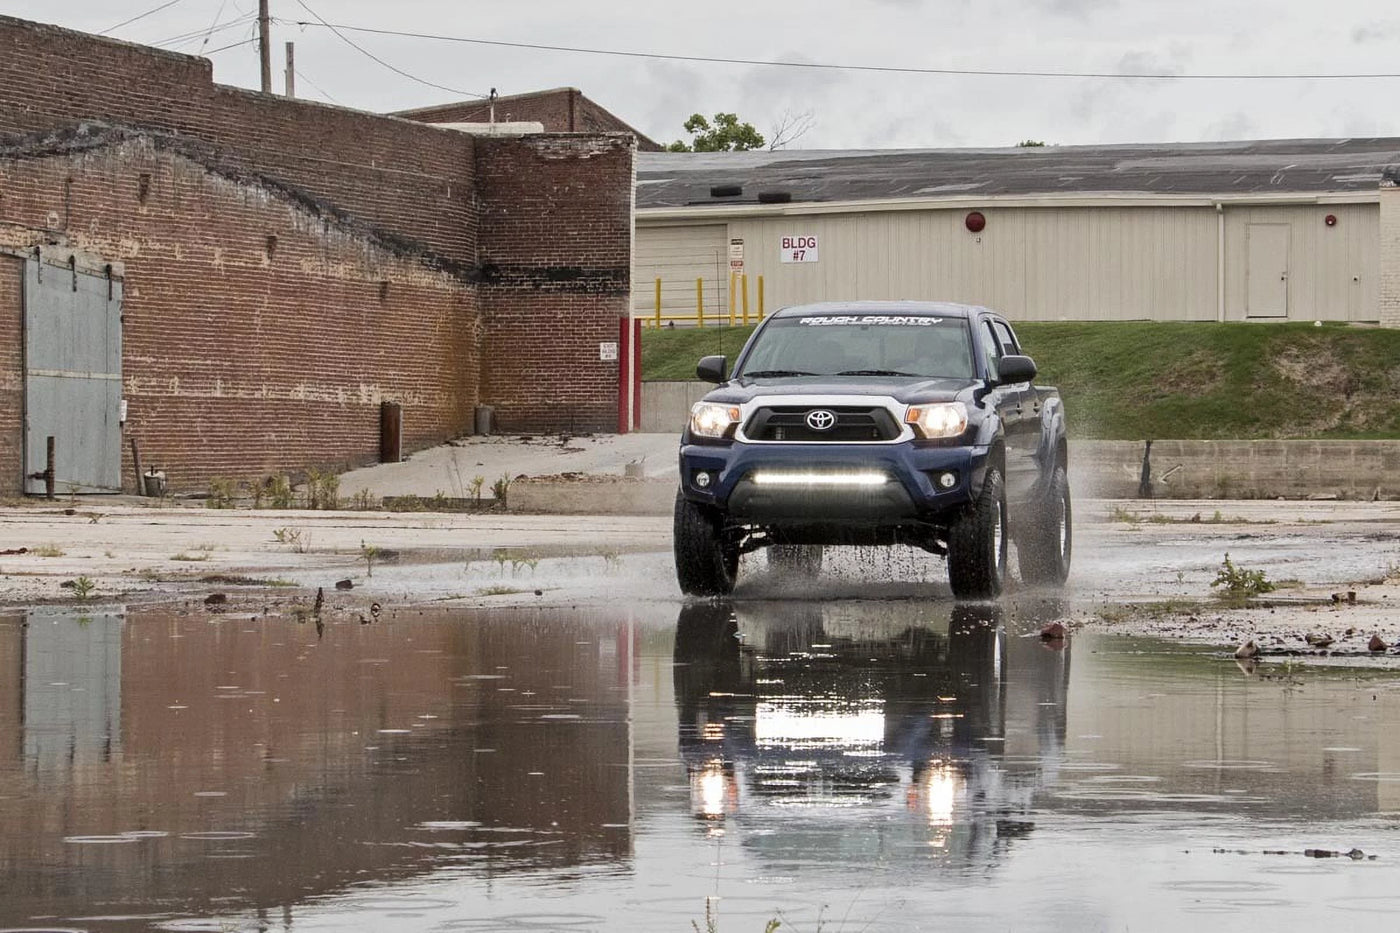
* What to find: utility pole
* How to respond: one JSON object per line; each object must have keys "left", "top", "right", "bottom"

{"left": 258, "top": 0, "right": 272, "bottom": 94}
{"left": 284, "top": 41, "right": 295, "bottom": 98}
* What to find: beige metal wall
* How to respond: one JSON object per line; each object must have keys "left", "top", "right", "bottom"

{"left": 633, "top": 223, "right": 729, "bottom": 317}
{"left": 1223, "top": 203, "right": 1377, "bottom": 321}
{"left": 638, "top": 202, "right": 1382, "bottom": 323}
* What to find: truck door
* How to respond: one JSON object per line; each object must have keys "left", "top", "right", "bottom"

{"left": 980, "top": 319, "right": 1035, "bottom": 510}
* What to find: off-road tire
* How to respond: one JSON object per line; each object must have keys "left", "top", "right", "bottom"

{"left": 946, "top": 468, "right": 1008, "bottom": 600}
{"left": 768, "top": 544, "right": 824, "bottom": 576}
{"left": 674, "top": 490, "right": 738, "bottom": 596}
{"left": 1017, "top": 465, "right": 1072, "bottom": 586}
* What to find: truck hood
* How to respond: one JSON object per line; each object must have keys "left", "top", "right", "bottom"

{"left": 703, "top": 377, "right": 978, "bottom": 406}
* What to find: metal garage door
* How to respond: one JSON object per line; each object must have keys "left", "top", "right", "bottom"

{"left": 635, "top": 224, "right": 729, "bottom": 318}
{"left": 24, "top": 258, "right": 123, "bottom": 494}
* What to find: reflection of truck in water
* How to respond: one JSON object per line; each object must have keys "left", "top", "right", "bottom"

{"left": 672, "top": 600, "right": 1070, "bottom": 868}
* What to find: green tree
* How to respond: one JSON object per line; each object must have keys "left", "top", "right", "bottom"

{"left": 1016, "top": 139, "right": 1048, "bottom": 147}
{"left": 669, "top": 112, "right": 766, "bottom": 152}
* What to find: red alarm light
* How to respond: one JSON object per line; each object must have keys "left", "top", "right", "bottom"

{"left": 1325, "top": 214, "right": 1337, "bottom": 227}
{"left": 965, "top": 211, "right": 986, "bottom": 233}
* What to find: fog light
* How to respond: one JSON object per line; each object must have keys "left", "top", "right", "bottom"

{"left": 937, "top": 471, "right": 958, "bottom": 489}
{"left": 694, "top": 471, "right": 712, "bottom": 489}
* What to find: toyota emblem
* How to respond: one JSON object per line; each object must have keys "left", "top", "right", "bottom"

{"left": 805, "top": 409, "right": 837, "bottom": 431}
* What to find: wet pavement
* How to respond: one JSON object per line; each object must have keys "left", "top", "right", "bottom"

{"left": 4, "top": 600, "right": 1400, "bottom": 932}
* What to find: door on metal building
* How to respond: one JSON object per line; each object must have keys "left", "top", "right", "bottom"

{"left": 1246, "top": 223, "right": 1290, "bottom": 318}
{"left": 23, "top": 258, "right": 123, "bottom": 494}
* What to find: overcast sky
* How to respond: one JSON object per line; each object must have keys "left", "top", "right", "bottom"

{"left": 7, "top": 0, "right": 1400, "bottom": 149}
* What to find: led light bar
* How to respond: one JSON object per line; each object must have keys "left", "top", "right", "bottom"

{"left": 751, "top": 471, "right": 888, "bottom": 487}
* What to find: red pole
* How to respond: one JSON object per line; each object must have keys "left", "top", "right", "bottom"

{"left": 617, "top": 317, "right": 630, "bottom": 434}
{"left": 632, "top": 318, "right": 643, "bottom": 430}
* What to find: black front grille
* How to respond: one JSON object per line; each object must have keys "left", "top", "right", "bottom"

{"left": 744, "top": 406, "right": 901, "bottom": 442}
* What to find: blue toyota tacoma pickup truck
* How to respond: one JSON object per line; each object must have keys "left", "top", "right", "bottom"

{"left": 673, "top": 300, "right": 1070, "bottom": 599}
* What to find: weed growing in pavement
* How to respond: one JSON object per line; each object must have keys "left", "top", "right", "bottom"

{"left": 205, "top": 478, "right": 238, "bottom": 509}
{"left": 255, "top": 475, "right": 295, "bottom": 510}
{"left": 360, "top": 541, "right": 381, "bottom": 577}
{"left": 32, "top": 544, "right": 65, "bottom": 558}
{"left": 491, "top": 474, "right": 511, "bottom": 508}
{"left": 470, "top": 475, "right": 485, "bottom": 506}
{"left": 349, "top": 488, "right": 376, "bottom": 511}
{"left": 70, "top": 575, "right": 95, "bottom": 600}
{"left": 304, "top": 469, "right": 340, "bottom": 510}
{"left": 477, "top": 585, "right": 528, "bottom": 597}
{"left": 491, "top": 548, "right": 511, "bottom": 576}
{"left": 1211, "top": 552, "right": 1276, "bottom": 604}
{"left": 272, "top": 527, "right": 310, "bottom": 552}
{"left": 599, "top": 548, "right": 623, "bottom": 573}
{"left": 170, "top": 551, "right": 211, "bottom": 562}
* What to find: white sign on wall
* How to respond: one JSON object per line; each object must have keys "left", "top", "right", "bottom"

{"left": 599, "top": 341, "right": 618, "bottom": 361}
{"left": 780, "top": 235, "right": 819, "bottom": 263}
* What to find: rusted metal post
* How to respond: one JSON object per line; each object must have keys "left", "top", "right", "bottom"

{"left": 758, "top": 275, "right": 765, "bottom": 320}
{"left": 728, "top": 272, "right": 736, "bottom": 326}
{"left": 696, "top": 278, "right": 704, "bottom": 327}
{"left": 654, "top": 277, "right": 662, "bottom": 328}
{"left": 28, "top": 435, "right": 57, "bottom": 499}
{"left": 741, "top": 274, "right": 750, "bottom": 325}
{"left": 1137, "top": 439, "right": 1154, "bottom": 499}
{"left": 130, "top": 438, "right": 144, "bottom": 496}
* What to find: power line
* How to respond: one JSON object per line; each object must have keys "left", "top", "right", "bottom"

{"left": 153, "top": 13, "right": 256, "bottom": 49}
{"left": 295, "top": 67, "right": 341, "bottom": 104}
{"left": 101, "top": 0, "right": 187, "bottom": 36}
{"left": 292, "top": 20, "right": 1400, "bottom": 82}
{"left": 204, "top": 35, "right": 259, "bottom": 56}
{"left": 292, "top": 1, "right": 487, "bottom": 98}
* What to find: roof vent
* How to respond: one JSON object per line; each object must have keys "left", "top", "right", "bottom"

{"left": 710, "top": 184, "right": 743, "bottom": 197}
{"left": 756, "top": 190, "right": 792, "bottom": 204}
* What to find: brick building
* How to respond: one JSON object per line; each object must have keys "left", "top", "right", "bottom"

{"left": 0, "top": 16, "right": 634, "bottom": 496}
{"left": 396, "top": 87, "right": 664, "bottom": 151}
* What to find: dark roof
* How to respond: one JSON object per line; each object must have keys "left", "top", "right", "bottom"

{"left": 774, "top": 300, "right": 985, "bottom": 319}
{"left": 636, "top": 138, "right": 1400, "bottom": 209}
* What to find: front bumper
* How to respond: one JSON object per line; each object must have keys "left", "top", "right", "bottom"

{"left": 678, "top": 439, "right": 991, "bottom": 525}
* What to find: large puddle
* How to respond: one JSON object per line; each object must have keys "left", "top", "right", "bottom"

{"left": 2, "top": 601, "right": 1399, "bottom": 931}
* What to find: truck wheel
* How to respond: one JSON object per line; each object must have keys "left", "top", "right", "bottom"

{"left": 1017, "top": 465, "right": 1072, "bottom": 586}
{"left": 946, "top": 468, "right": 1008, "bottom": 600}
{"left": 768, "top": 544, "right": 824, "bottom": 576}
{"left": 674, "top": 490, "right": 739, "bottom": 596}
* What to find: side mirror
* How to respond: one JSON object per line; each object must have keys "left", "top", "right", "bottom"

{"left": 996, "top": 355, "right": 1037, "bottom": 385}
{"left": 696, "top": 355, "right": 728, "bottom": 384}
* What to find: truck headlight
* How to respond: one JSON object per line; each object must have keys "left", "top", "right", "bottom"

{"left": 690, "top": 402, "right": 741, "bottom": 438}
{"left": 905, "top": 402, "right": 968, "bottom": 439}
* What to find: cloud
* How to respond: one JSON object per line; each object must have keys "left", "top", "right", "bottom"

{"left": 1203, "top": 111, "right": 1258, "bottom": 140}
{"left": 1026, "top": 0, "right": 1118, "bottom": 19}
{"left": 1351, "top": 21, "right": 1400, "bottom": 43}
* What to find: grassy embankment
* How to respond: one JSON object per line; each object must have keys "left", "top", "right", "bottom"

{"left": 641, "top": 321, "right": 1400, "bottom": 440}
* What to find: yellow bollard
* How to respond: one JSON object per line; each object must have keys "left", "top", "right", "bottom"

{"left": 696, "top": 277, "right": 704, "bottom": 327}
{"left": 757, "top": 275, "right": 765, "bottom": 320}
{"left": 654, "top": 277, "right": 662, "bottom": 328}
{"left": 728, "top": 272, "right": 737, "bottom": 326}
{"left": 741, "top": 274, "right": 750, "bottom": 325}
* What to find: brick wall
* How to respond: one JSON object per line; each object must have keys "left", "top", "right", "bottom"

{"left": 0, "top": 138, "right": 480, "bottom": 493}
{"left": 1382, "top": 174, "right": 1400, "bottom": 328}
{"left": 0, "top": 256, "right": 21, "bottom": 491}
{"left": 0, "top": 15, "right": 480, "bottom": 265}
{"left": 475, "top": 135, "right": 634, "bottom": 433}
{"left": 0, "top": 15, "right": 637, "bottom": 492}
{"left": 399, "top": 88, "right": 663, "bottom": 151}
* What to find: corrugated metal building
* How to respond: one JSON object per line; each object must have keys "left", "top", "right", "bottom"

{"left": 635, "top": 139, "right": 1400, "bottom": 323}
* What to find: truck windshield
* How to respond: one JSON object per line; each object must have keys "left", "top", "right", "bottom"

{"left": 737, "top": 314, "right": 976, "bottom": 380}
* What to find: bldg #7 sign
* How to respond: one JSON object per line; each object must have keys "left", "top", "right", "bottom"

{"left": 780, "top": 235, "right": 819, "bottom": 263}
